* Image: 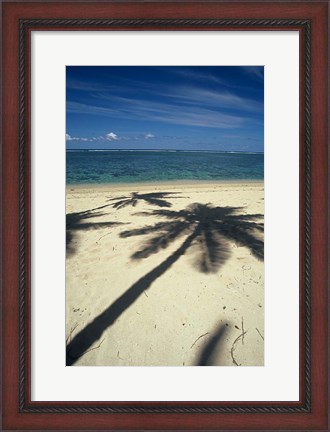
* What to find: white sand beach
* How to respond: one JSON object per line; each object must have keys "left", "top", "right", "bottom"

{"left": 66, "top": 181, "right": 264, "bottom": 367}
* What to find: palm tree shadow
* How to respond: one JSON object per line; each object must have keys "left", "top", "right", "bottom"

{"left": 195, "top": 323, "right": 229, "bottom": 366}
{"left": 66, "top": 208, "right": 125, "bottom": 257}
{"left": 107, "top": 192, "right": 182, "bottom": 209}
{"left": 121, "top": 203, "right": 264, "bottom": 272}
{"left": 66, "top": 203, "right": 263, "bottom": 365}
{"left": 66, "top": 230, "right": 196, "bottom": 365}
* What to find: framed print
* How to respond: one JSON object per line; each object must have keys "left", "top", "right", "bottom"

{"left": 2, "top": 1, "right": 328, "bottom": 431}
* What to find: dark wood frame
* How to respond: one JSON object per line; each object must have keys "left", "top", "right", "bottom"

{"left": 2, "top": 1, "right": 328, "bottom": 430}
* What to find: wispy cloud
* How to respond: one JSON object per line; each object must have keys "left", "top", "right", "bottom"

{"left": 242, "top": 66, "right": 264, "bottom": 80}
{"left": 87, "top": 76, "right": 263, "bottom": 114}
{"left": 167, "top": 68, "right": 227, "bottom": 86}
{"left": 162, "top": 86, "right": 263, "bottom": 112}
{"left": 67, "top": 70, "right": 262, "bottom": 125}
{"left": 67, "top": 96, "right": 247, "bottom": 130}
{"left": 67, "top": 69, "right": 263, "bottom": 108}
{"left": 66, "top": 79, "right": 118, "bottom": 93}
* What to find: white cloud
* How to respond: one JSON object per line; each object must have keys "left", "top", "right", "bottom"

{"left": 66, "top": 133, "right": 80, "bottom": 141}
{"left": 106, "top": 132, "right": 119, "bottom": 141}
{"left": 145, "top": 133, "right": 155, "bottom": 139}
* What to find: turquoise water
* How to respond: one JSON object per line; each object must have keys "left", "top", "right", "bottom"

{"left": 66, "top": 150, "right": 264, "bottom": 185}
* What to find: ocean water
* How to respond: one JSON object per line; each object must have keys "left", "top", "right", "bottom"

{"left": 66, "top": 150, "right": 264, "bottom": 185}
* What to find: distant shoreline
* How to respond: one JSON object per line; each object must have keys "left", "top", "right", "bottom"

{"left": 66, "top": 179, "right": 264, "bottom": 191}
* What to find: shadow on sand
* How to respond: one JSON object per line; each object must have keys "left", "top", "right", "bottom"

{"left": 66, "top": 208, "right": 125, "bottom": 257}
{"left": 121, "top": 203, "right": 264, "bottom": 270}
{"left": 66, "top": 203, "right": 263, "bottom": 365}
{"left": 107, "top": 191, "right": 181, "bottom": 209}
{"left": 195, "top": 323, "right": 230, "bottom": 366}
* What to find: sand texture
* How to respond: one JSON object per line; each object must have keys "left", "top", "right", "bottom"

{"left": 66, "top": 182, "right": 264, "bottom": 366}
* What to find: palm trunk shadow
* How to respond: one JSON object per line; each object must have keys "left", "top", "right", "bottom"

{"left": 195, "top": 323, "right": 229, "bottom": 366}
{"left": 66, "top": 229, "right": 199, "bottom": 365}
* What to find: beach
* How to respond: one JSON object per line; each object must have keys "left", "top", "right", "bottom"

{"left": 66, "top": 181, "right": 264, "bottom": 366}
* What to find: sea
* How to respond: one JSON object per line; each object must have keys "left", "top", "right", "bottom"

{"left": 66, "top": 150, "right": 264, "bottom": 185}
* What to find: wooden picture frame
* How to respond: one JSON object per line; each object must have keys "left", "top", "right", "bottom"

{"left": 2, "top": 1, "right": 328, "bottom": 430}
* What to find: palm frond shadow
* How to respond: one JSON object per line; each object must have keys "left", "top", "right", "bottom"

{"left": 66, "top": 203, "right": 263, "bottom": 365}
{"left": 121, "top": 203, "right": 264, "bottom": 272}
{"left": 66, "top": 207, "right": 125, "bottom": 257}
{"left": 107, "top": 192, "right": 182, "bottom": 209}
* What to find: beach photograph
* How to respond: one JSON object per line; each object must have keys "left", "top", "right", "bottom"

{"left": 65, "top": 66, "right": 264, "bottom": 367}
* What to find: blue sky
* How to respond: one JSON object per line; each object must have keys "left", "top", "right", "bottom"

{"left": 66, "top": 66, "right": 264, "bottom": 151}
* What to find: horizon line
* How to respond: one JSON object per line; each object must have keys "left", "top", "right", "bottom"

{"left": 66, "top": 148, "right": 264, "bottom": 153}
